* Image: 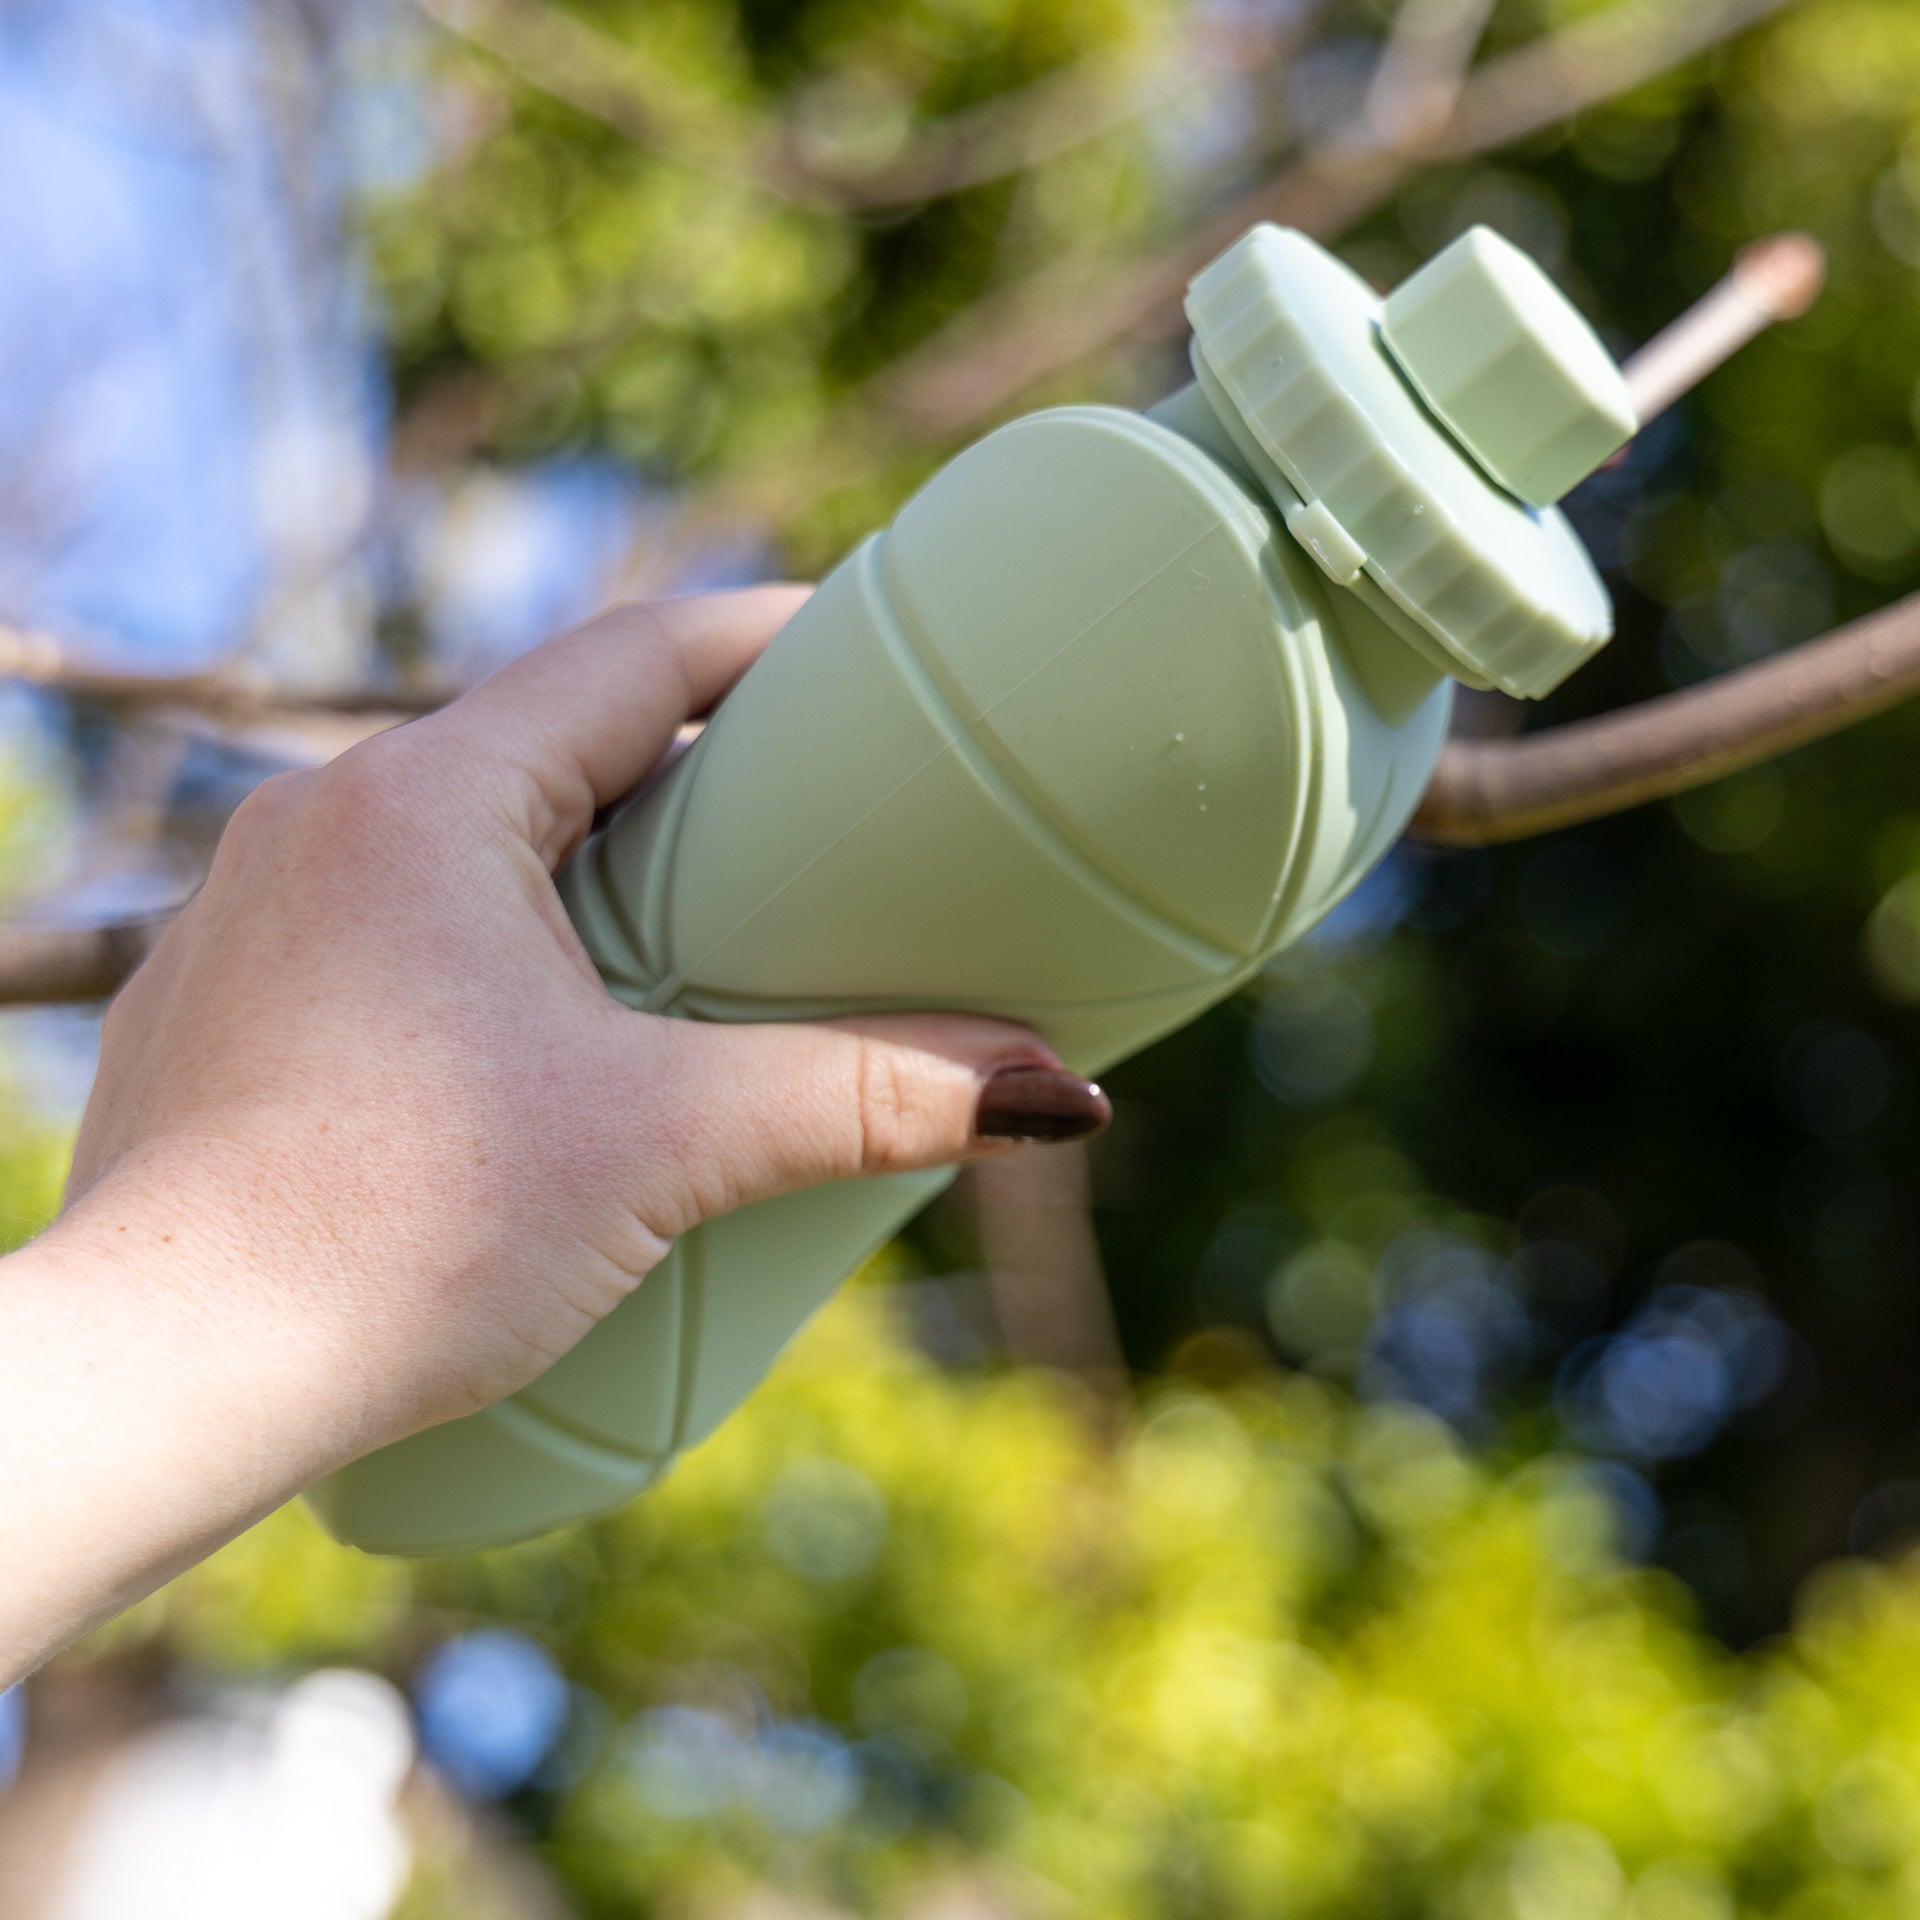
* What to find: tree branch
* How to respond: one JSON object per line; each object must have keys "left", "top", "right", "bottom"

{"left": 412, "top": 0, "right": 1226, "bottom": 214}
{"left": 413, "top": 0, "right": 812, "bottom": 202}
{"left": 1624, "top": 231, "right": 1825, "bottom": 424}
{"left": 1412, "top": 591, "right": 1920, "bottom": 846}
{"left": 971, "top": 1146, "right": 1127, "bottom": 1399}
{"left": 0, "top": 913, "right": 177, "bottom": 1007}
{"left": 1361, "top": 0, "right": 1500, "bottom": 151}
{"left": 876, "top": 0, "right": 1799, "bottom": 437}
{"left": 613, "top": 0, "right": 1800, "bottom": 591}
{"left": 0, "top": 630, "right": 447, "bottom": 1005}
{"left": 0, "top": 620, "right": 450, "bottom": 720}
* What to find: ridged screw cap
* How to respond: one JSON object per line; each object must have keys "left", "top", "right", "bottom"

{"left": 1184, "top": 224, "right": 1616, "bottom": 699}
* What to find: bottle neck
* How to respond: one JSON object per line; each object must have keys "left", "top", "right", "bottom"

{"left": 1144, "top": 380, "right": 1261, "bottom": 487}
{"left": 1145, "top": 379, "right": 1450, "bottom": 728}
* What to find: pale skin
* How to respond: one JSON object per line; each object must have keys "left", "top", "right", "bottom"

{"left": 0, "top": 588, "right": 1106, "bottom": 1684}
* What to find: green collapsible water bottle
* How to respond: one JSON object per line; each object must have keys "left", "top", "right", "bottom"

{"left": 308, "top": 222, "right": 1637, "bottom": 1553}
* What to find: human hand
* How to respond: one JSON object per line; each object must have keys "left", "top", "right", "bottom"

{"left": 3, "top": 589, "right": 1106, "bottom": 1676}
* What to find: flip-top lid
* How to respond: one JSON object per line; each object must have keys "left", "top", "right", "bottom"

{"left": 1185, "top": 224, "right": 1632, "bottom": 700}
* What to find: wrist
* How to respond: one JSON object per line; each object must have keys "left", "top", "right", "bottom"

{"left": 47, "top": 1149, "right": 383, "bottom": 1476}
{"left": 0, "top": 1172, "right": 380, "bottom": 1677}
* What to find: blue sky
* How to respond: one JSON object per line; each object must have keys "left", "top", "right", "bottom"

{"left": 0, "top": 0, "right": 664, "bottom": 686}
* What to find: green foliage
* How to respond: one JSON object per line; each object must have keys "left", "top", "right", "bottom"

{"left": 0, "top": 733, "right": 82, "bottom": 1249}
{"left": 0, "top": 1106, "right": 72, "bottom": 1254}
{"left": 366, "top": 0, "right": 1177, "bottom": 509}
{"left": 75, "top": 1281, "right": 1920, "bottom": 1917}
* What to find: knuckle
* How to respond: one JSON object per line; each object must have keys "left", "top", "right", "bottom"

{"left": 594, "top": 598, "right": 670, "bottom": 644}
{"left": 225, "top": 767, "right": 307, "bottom": 835}
{"left": 620, "top": 1045, "right": 737, "bottom": 1229}
{"left": 656, "top": 1108, "right": 736, "bottom": 1229}
{"left": 853, "top": 1036, "right": 926, "bottom": 1176}
{"left": 96, "top": 982, "right": 138, "bottom": 1054}
{"left": 586, "top": 600, "right": 689, "bottom": 689}
{"left": 216, "top": 769, "right": 313, "bottom": 863}
{"left": 216, "top": 740, "right": 429, "bottom": 890}
{"left": 317, "top": 735, "right": 404, "bottom": 808}
{"left": 306, "top": 739, "right": 420, "bottom": 852}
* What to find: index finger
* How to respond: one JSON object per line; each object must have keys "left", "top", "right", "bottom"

{"left": 418, "top": 585, "right": 811, "bottom": 865}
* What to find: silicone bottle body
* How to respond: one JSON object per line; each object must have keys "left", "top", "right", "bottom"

{"left": 307, "top": 392, "right": 1453, "bottom": 1554}
{"left": 308, "top": 220, "right": 1629, "bottom": 1554}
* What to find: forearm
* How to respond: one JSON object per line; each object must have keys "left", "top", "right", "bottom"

{"left": 0, "top": 1199, "right": 362, "bottom": 1683}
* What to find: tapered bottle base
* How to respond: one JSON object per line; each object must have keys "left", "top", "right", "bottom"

{"left": 305, "top": 1398, "right": 662, "bottom": 1556}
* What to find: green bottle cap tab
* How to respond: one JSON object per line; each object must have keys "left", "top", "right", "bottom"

{"left": 1185, "top": 224, "right": 1628, "bottom": 700}
{"left": 1381, "top": 226, "right": 1636, "bottom": 509}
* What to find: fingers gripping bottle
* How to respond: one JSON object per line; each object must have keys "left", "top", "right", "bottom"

{"left": 309, "top": 223, "right": 1636, "bottom": 1553}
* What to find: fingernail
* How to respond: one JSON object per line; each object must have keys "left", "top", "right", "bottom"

{"left": 974, "top": 1065, "right": 1112, "bottom": 1144}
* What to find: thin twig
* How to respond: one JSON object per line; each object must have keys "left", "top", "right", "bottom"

{"left": 788, "top": 41, "right": 1208, "bottom": 211}
{"left": 413, "top": 0, "right": 812, "bottom": 202}
{"left": 413, "top": 0, "right": 1210, "bottom": 213}
{"left": 1411, "top": 590, "right": 1920, "bottom": 845}
{"left": 1361, "top": 0, "right": 1500, "bottom": 151}
{"left": 1624, "top": 232, "right": 1826, "bottom": 424}
{"left": 610, "top": 0, "right": 1800, "bottom": 590}
{"left": 0, "top": 913, "right": 177, "bottom": 1007}
{"left": 393, "top": 6, "right": 1304, "bottom": 486}
{"left": 874, "top": 0, "right": 1799, "bottom": 437}
{"left": 972, "top": 1146, "right": 1127, "bottom": 1400}
{"left": 0, "top": 620, "right": 451, "bottom": 719}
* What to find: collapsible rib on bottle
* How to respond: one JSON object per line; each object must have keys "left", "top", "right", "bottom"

{"left": 308, "top": 220, "right": 1637, "bottom": 1553}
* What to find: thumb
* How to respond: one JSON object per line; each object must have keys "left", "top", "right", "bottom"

{"left": 638, "top": 1012, "right": 1112, "bottom": 1227}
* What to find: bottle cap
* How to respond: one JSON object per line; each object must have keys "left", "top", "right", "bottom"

{"left": 1185, "top": 224, "right": 1627, "bottom": 699}
{"left": 1381, "top": 226, "right": 1636, "bottom": 508}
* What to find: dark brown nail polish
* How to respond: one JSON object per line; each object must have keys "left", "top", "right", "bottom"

{"left": 974, "top": 1065, "right": 1112, "bottom": 1144}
